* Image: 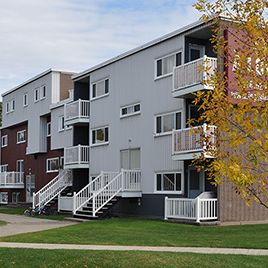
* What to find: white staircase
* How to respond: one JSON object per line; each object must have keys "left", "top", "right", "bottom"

{"left": 33, "top": 169, "right": 72, "bottom": 209}
{"left": 73, "top": 169, "right": 141, "bottom": 218}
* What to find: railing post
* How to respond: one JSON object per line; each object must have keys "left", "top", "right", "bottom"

{"left": 78, "top": 99, "right": 81, "bottom": 117}
{"left": 78, "top": 145, "right": 81, "bottom": 165}
{"left": 73, "top": 192, "right": 76, "bottom": 214}
{"left": 196, "top": 197, "right": 200, "bottom": 223}
{"left": 58, "top": 193, "right": 60, "bottom": 212}
{"left": 32, "top": 192, "right": 36, "bottom": 209}
{"left": 121, "top": 168, "right": 124, "bottom": 190}
{"left": 92, "top": 193, "right": 96, "bottom": 217}
{"left": 164, "top": 196, "right": 168, "bottom": 220}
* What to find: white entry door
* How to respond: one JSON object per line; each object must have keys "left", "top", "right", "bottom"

{"left": 26, "top": 175, "right": 35, "bottom": 203}
{"left": 120, "top": 148, "right": 141, "bottom": 170}
{"left": 188, "top": 167, "right": 204, "bottom": 198}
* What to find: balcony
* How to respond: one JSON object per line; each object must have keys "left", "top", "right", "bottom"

{"left": 64, "top": 145, "right": 90, "bottom": 169}
{"left": 0, "top": 172, "right": 24, "bottom": 189}
{"left": 64, "top": 99, "right": 90, "bottom": 125}
{"left": 172, "top": 124, "right": 216, "bottom": 161}
{"left": 172, "top": 56, "right": 217, "bottom": 98}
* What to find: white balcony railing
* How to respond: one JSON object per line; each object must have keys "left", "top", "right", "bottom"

{"left": 173, "top": 56, "right": 217, "bottom": 92}
{"left": 65, "top": 99, "right": 90, "bottom": 124}
{"left": 64, "top": 145, "right": 90, "bottom": 168}
{"left": 0, "top": 172, "right": 24, "bottom": 188}
{"left": 172, "top": 124, "right": 216, "bottom": 157}
{"left": 165, "top": 195, "right": 218, "bottom": 222}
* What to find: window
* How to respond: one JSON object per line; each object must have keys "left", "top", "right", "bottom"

{"left": 155, "top": 51, "right": 182, "bottom": 78}
{"left": 1, "top": 165, "right": 8, "bottom": 172}
{"left": 23, "top": 93, "right": 28, "bottom": 107}
{"left": 41, "top": 85, "right": 46, "bottom": 99}
{"left": 156, "top": 172, "right": 182, "bottom": 193}
{"left": 34, "top": 88, "right": 40, "bottom": 102}
{"left": 6, "top": 100, "right": 15, "bottom": 113}
{"left": 91, "top": 126, "right": 109, "bottom": 146}
{"left": 58, "top": 116, "right": 65, "bottom": 131}
{"left": 91, "top": 78, "right": 109, "bottom": 99}
{"left": 155, "top": 111, "right": 182, "bottom": 135}
{"left": 17, "top": 130, "right": 26, "bottom": 144}
{"left": 47, "top": 122, "right": 51, "bottom": 137}
{"left": 46, "top": 158, "right": 60, "bottom": 173}
{"left": 1, "top": 135, "right": 8, "bottom": 147}
{"left": 120, "top": 103, "right": 141, "bottom": 118}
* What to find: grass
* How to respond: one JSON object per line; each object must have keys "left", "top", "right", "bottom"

{"left": 0, "top": 221, "right": 7, "bottom": 226}
{"left": 0, "top": 248, "right": 267, "bottom": 268}
{"left": 0, "top": 206, "right": 71, "bottom": 221}
{"left": 1, "top": 218, "right": 268, "bottom": 249}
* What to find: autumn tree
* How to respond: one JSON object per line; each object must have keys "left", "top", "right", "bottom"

{"left": 192, "top": 0, "right": 268, "bottom": 207}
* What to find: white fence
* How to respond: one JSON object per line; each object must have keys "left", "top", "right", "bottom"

{"left": 172, "top": 124, "right": 217, "bottom": 156}
{"left": 165, "top": 196, "right": 218, "bottom": 222}
{"left": 122, "top": 169, "right": 141, "bottom": 191}
{"left": 64, "top": 145, "right": 90, "bottom": 166}
{"left": 65, "top": 99, "right": 90, "bottom": 123}
{"left": 173, "top": 56, "right": 217, "bottom": 91}
{"left": 0, "top": 172, "right": 24, "bottom": 186}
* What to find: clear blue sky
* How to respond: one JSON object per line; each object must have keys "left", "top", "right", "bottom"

{"left": 0, "top": 0, "right": 198, "bottom": 94}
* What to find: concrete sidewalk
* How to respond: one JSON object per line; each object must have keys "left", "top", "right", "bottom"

{"left": 0, "top": 213, "right": 76, "bottom": 237}
{"left": 0, "top": 242, "right": 268, "bottom": 256}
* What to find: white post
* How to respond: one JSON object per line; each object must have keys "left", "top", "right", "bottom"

{"left": 164, "top": 196, "right": 168, "bottom": 220}
{"left": 73, "top": 192, "right": 76, "bottom": 214}
{"left": 92, "top": 193, "right": 96, "bottom": 217}
{"left": 58, "top": 193, "right": 60, "bottom": 212}
{"left": 78, "top": 145, "right": 81, "bottom": 165}
{"left": 32, "top": 192, "right": 36, "bottom": 209}
{"left": 78, "top": 99, "right": 81, "bottom": 118}
{"left": 196, "top": 197, "right": 200, "bottom": 223}
{"left": 121, "top": 168, "right": 124, "bottom": 190}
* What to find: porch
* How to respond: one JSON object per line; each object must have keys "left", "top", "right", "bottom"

{"left": 165, "top": 192, "right": 218, "bottom": 223}
{"left": 0, "top": 172, "right": 24, "bottom": 189}
{"left": 64, "top": 145, "right": 90, "bottom": 169}
{"left": 172, "top": 124, "right": 216, "bottom": 161}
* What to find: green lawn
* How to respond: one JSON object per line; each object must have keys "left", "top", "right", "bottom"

{"left": 1, "top": 218, "right": 268, "bottom": 249}
{"left": 0, "top": 207, "right": 71, "bottom": 221}
{"left": 0, "top": 248, "right": 267, "bottom": 268}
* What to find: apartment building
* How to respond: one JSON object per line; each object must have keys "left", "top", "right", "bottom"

{"left": 1, "top": 19, "right": 268, "bottom": 224}
{"left": 0, "top": 69, "right": 75, "bottom": 204}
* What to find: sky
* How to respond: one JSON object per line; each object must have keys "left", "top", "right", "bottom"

{"left": 0, "top": 0, "right": 198, "bottom": 94}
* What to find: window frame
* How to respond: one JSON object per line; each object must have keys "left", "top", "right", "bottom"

{"left": 6, "top": 99, "right": 15, "bottom": 114}
{"left": 34, "top": 88, "right": 40, "bottom": 102}
{"left": 91, "top": 126, "right": 109, "bottom": 147}
{"left": 120, "top": 102, "right": 141, "bottom": 118}
{"left": 58, "top": 115, "right": 65, "bottom": 132}
{"left": 40, "top": 85, "right": 46, "bottom": 100}
{"left": 46, "top": 157, "right": 60, "bottom": 173}
{"left": 47, "top": 122, "right": 51, "bottom": 137}
{"left": 155, "top": 50, "right": 182, "bottom": 80}
{"left": 23, "top": 93, "right": 28, "bottom": 107}
{"left": 1, "top": 164, "right": 8, "bottom": 172}
{"left": 1, "top": 135, "right": 8, "bottom": 147}
{"left": 17, "top": 130, "right": 26, "bottom": 144}
{"left": 91, "top": 78, "right": 110, "bottom": 100}
{"left": 154, "top": 110, "right": 182, "bottom": 136}
{"left": 155, "top": 171, "right": 183, "bottom": 194}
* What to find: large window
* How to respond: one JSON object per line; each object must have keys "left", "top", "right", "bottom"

{"left": 17, "top": 130, "right": 26, "bottom": 144}
{"left": 120, "top": 103, "right": 141, "bottom": 118}
{"left": 46, "top": 158, "right": 60, "bottom": 173}
{"left": 155, "top": 51, "right": 182, "bottom": 78}
{"left": 91, "top": 126, "right": 109, "bottom": 146}
{"left": 1, "top": 135, "right": 8, "bottom": 147}
{"left": 155, "top": 111, "right": 182, "bottom": 135}
{"left": 91, "top": 78, "right": 109, "bottom": 100}
{"left": 156, "top": 172, "right": 182, "bottom": 193}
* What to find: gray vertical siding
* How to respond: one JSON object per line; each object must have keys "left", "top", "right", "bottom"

{"left": 88, "top": 35, "right": 185, "bottom": 194}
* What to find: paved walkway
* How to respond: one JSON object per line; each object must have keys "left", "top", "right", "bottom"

{"left": 0, "top": 213, "right": 76, "bottom": 237}
{"left": 0, "top": 242, "right": 267, "bottom": 256}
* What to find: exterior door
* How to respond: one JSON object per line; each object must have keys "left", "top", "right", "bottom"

{"left": 120, "top": 148, "right": 141, "bottom": 170}
{"left": 188, "top": 167, "right": 204, "bottom": 198}
{"left": 26, "top": 175, "right": 35, "bottom": 203}
{"left": 189, "top": 44, "right": 205, "bottom": 61}
{"left": 16, "top": 160, "right": 24, "bottom": 183}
